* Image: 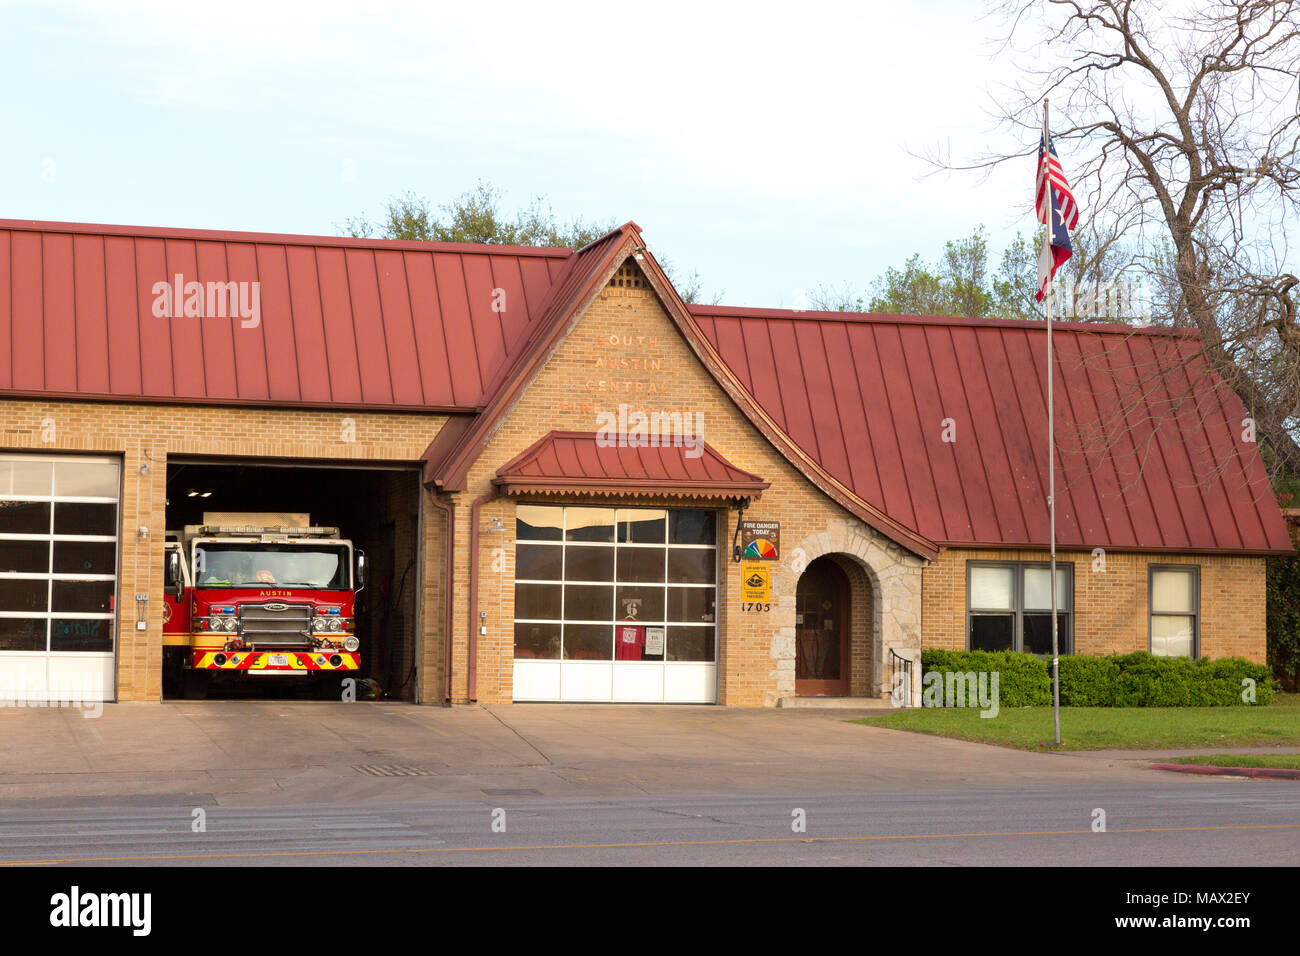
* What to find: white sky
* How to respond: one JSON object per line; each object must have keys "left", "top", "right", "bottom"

{"left": 1, "top": 0, "right": 1040, "bottom": 306}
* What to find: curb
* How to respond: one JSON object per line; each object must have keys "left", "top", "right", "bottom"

{"left": 1149, "top": 762, "right": 1300, "bottom": 780}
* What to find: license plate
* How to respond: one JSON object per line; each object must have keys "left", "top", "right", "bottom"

{"left": 267, "top": 654, "right": 290, "bottom": 667}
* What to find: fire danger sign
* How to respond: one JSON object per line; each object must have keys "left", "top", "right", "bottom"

{"left": 740, "top": 561, "right": 771, "bottom": 603}
{"left": 739, "top": 520, "right": 780, "bottom": 560}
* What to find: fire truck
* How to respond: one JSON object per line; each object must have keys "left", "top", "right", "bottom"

{"left": 163, "top": 514, "right": 367, "bottom": 696}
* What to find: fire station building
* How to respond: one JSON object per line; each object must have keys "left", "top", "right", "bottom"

{"left": 0, "top": 218, "right": 1290, "bottom": 705}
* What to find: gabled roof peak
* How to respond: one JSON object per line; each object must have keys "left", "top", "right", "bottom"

{"left": 574, "top": 220, "right": 643, "bottom": 255}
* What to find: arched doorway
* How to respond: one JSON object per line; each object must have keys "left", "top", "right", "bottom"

{"left": 795, "top": 556, "right": 851, "bottom": 696}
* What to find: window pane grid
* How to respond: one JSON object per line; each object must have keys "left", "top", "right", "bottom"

{"left": 0, "top": 455, "right": 119, "bottom": 654}
{"left": 1149, "top": 566, "right": 1198, "bottom": 657}
{"left": 514, "top": 505, "right": 716, "bottom": 664}
{"left": 966, "top": 561, "right": 1072, "bottom": 654}
{"left": 0, "top": 496, "right": 118, "bottom": 504}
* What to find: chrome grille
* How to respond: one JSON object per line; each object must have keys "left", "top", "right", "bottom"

{"left": 238, "top": 601, "right": 313, "bottom": 647}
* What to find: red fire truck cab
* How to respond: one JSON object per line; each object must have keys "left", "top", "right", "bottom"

{"left": 163, "top": 514, "right": 367, "bottom": 695}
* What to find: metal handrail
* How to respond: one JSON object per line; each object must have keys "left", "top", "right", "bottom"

{"left": 888, "top": 647, "right": 914, "bottom": 707}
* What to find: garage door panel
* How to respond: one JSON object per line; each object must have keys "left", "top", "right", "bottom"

{"left": 53, "top": 459, "right": 118, "bottom": 498}
{"left": 0, "top": 652, "right": 48, "bottom": 701}
{"left": 53, "top": 540, "right": 116, "bottom": 574}
{"left": 611, "top": 662, "right": 664, "bottom": 702}
{"left": 0, "top": 454, "right": 118, "bottom": 704}
{"left": 47, "top": 654, "right": 113, "bottom": 704}
{"left": 665, "top": 663, "right": 717, "bottom": 703}
{"left": 513, "top": 505, "right": 718, "bottom": 703}
{"left": 50, "top": 618, "right": 114, "bottom": 653}
{"left": 513, "top": 660, "right": 561, "bottom": 701}
{"left": 0, "top": 579, "right": 48, "bottom": 611}
{"left": 0, "top": 618, "right": 47, "bottom": 651}
{"left": 559, "top": 662, "right": 613, "bottom": 701}
{"left": 0, "top": 501, "right": 51, "bottom": 534}
{"left": 4, "top": 540, "right": 51, "bottom": 573}
{"left": 51, "top": 580, "right": 115, "bottom": 613}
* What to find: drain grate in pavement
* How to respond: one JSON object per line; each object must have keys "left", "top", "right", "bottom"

{"left": 481, "top": 788, "right": 541, "bottom": 796}
{"left": 352, "top": 764, "right": 440, "bottom": 777}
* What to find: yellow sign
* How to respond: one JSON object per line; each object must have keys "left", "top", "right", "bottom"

{"left": 741, "top": 561, "right": 770, "bottom": 603}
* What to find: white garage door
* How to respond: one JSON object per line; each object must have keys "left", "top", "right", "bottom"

{"left": 0, "top": 454, "right": 120, "bottom": 704}
{"left": 512, "top": 504, "right": 718, "bottom": 703}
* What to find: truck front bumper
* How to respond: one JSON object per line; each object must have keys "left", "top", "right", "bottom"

{"left": 193, "top": 650, "right": 360, "bottom": 673}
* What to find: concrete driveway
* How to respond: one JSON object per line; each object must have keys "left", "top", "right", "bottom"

{"left": 0, "top": 700, "right": 1170, "bottom": 808}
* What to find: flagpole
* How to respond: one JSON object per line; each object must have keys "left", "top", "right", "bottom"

{"left": 1044, "top": 98, "right": 1061, "bottom": 746}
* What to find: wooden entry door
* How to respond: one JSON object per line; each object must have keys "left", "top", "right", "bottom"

{"left": 795, "top": 557, "right": 851, "bottom": 696}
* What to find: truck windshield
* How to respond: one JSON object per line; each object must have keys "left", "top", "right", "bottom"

{"left": 193, "top": 543, "right": 351, "bottom": 589}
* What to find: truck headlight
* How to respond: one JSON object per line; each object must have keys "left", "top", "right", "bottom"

{"left": 328, "top": 617, "right": 342, "bottom": 632}
{"left": 311, "top": 617, "right": 327, "bottom": 632}
{"left": 343, "top": 636, "right": 359, "bottom": 652}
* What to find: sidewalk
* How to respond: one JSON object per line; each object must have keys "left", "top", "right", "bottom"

{"left": 0, "top": 700, "right": 1180, "bottom": 808}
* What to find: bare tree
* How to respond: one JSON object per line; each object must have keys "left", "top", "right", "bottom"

{"left": 948, "top": 0, "right": 1300, "bottom": 481}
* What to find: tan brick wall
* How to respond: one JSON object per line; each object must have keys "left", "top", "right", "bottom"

{"left": 4, "top": 254, "right": 1266, "bottom": 708}
{"left": 0, "top": 401, "right": 447, "bottom": 701}
{"left": 921, "top": 547, "right": 1266, "bottom": 662}
{"left": 450, "top": 268, "right": 923, "bottom": 706}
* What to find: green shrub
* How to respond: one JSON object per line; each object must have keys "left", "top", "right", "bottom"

{"left": 921, "top": 648, "right": 1273, "bottom": 707}
{"left": 1057, "top": 655, "right": 1119, "bottom": 706}
{"left": 1191, "top": 656, "right": 1274, "bottom": 706}
{"left": 920, "top": 649, "right": 1050, "bottom": 707}
{"left": 1112, "top": 651, "right": 1193, "bottom": 706}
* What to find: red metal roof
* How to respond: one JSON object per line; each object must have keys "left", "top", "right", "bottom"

{"left": 690, "top": 305, "right": 1292, "bottom": 554}
{"left": 0, "top": 219, "right": 573, "bottom": 411}
{"left": 0, "top": 217, "right": 1286, "bottom": 555}
{"left": 423, "top": 230, "right": 942, "bottom": 557}
{"left": 492, "top": 430, "right": 770, "bottom": 499}
{"left": 423, "top": 224, "right": 646, "bottom": 488}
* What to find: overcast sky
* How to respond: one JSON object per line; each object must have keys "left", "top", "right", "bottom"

{"left": 1, "top": 0, "right": 1038, "bottom": 307}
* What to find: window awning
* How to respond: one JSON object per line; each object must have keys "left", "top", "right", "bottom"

{"left": 492, "top": 431, "right": 769, "bottom": 500}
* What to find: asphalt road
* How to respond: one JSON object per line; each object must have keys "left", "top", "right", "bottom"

{"left": 3, "top": 782, "right": 1298, "bottom": 866}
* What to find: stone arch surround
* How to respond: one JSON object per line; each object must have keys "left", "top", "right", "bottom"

{"left": 771, "top": 518, "right": 924, "bottom": 704}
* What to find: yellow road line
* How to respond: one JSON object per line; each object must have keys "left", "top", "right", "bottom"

{"left": 3, "top": 822, "right": 1299, "bottom": 866}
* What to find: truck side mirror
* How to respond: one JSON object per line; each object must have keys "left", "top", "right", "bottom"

{"left": 356, "top": 551, "right": 368, "bottom": 592}
{"left": 167, "top": 551, "right": 182, "bottom": 593}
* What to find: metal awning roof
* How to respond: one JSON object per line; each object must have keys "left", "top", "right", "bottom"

{"left": 491, "top": 430, "right": 769, "bottom": 499}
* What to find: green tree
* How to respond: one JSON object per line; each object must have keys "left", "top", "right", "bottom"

{"left": 343, "top": 181, "right": 614, "bottom": 248}
{"left": 343, "top": 182, "right": 713, "bottom": 302}
{"left": 1267, "top": 520, "right": 1300, "bottom": 692}
{"left": 813, "top": 224, "right": 1139, "bottom": 322}
{"left": 811, "top": 227, "right": 1041, "bottom": 319}
{"left": 866, "top": 229, "right": 1001, "bottom": 318}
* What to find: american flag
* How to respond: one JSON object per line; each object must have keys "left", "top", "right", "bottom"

{"left": 1035, "top": 129, "right": 1079, "bottom": 302}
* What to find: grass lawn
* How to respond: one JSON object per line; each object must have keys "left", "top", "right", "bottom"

{"left": 1168, "top": 754, "right": 1300, "bottom": 769}
{"left": 854, "top": 692, "right": 1300, "bottom": 751}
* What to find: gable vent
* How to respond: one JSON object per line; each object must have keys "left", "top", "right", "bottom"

{"left": 612, "top": 260, "right": 648, "bottom": 289}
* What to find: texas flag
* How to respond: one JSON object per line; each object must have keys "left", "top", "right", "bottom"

{"left": 1035, "top": 131, "right": 1079, "bottom": 302}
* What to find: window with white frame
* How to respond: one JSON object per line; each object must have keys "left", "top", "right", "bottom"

{"left": 967, "top": 561, "right": 1072, "bottom": 654}
{"left": 1149, "top": 565, "right": 1198, "bottom": 657}
{"left": 0, "top": 456, "right": 120, "bottom": 654}
{"left": 512, "top": 505, "right": 717, "bottom": 662}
